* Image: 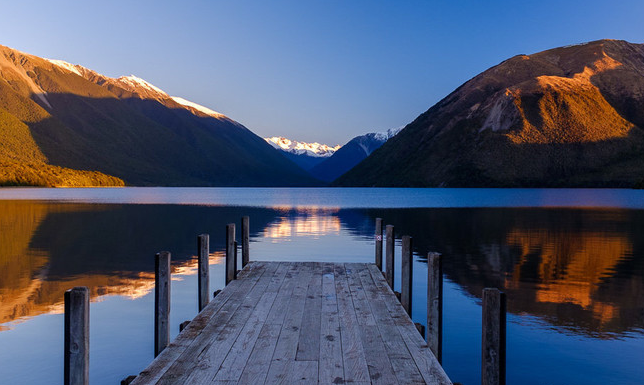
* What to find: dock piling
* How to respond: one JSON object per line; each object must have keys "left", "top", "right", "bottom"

{"left": 241, "top": 216, "right": 250, "bottom": 267}
{"left": 155, "top": 251, "right": 171, "bottom": 357}
{"left": 198, "top": 234, "right": 210, "bottom": 312}
{"left": 375, "top": 218, "right": 383, "bottom": 270}
{"left": 427, "top": 252, "right": 443, "bottom": 363}
{"left": 401, "top": 235, "right": 413, "bottom": 315}
{"left": 64, "top": 286, "right": 89, "bottom": 385}
{"left": 385, "top": 225, "right": 395, "bottom": 289}
{"left": 226, "top": 224, "right": 236, "bottom": 285}
{"left": 482, "top": 288, "right": 506, "bottom": 385}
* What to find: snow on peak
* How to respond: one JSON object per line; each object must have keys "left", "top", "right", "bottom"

{"left": 46, "top": 59, "right": 85, "bottom": 76}
{"left": 116, "top": 75, "right": 168, "bottom": 97}
{"left": 264, "top": 137, "right": 341, "bottom": 157}
{"left": 171, "top": 96, "right": 225, "bottom": 118}
{"left": 372, "top": 127, "right": 402, "bottom": 141}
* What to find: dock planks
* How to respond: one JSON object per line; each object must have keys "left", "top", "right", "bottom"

{"left": 130, "top": 262, "right": 452, "bottom": 385}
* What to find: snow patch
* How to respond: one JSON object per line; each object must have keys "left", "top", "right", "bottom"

{"left": 264, "top": 137, "right": 341, "bottom": 157}
{"left": 46, "top": 59, "right": 84, "bottom": 76}
{"left": 171, "top": 96, "right": 225, "bottom": 118}
{"left": 116, "top": 75, "right": 168, "bottom": 97}
{"left": 372, "top": 127, "right": 402, "bottom": 141}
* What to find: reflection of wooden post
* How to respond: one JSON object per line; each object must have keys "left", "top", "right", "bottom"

{"left": 385, "top": 225, "right": 395, "bottom": 289}
{"left": 64, "top": 286, "right": 89, "bottom": 385}
{"left": 198, "top": 234, "right": 209, "bottom": 312}
{"left": 155, "top": 251, "right": 171, "bottom": 357}
{"left": 401, "top": 236, "right": 413, "bottom": 315}
{"left": 427, "top": 252, "right": 443, "bottom": 363}
{"left": 226, "top": 224, "right": 236, "bottom": 285}
{"left": 375, "top": 218, "right": 383, "bottom": 270}
{"left": 482, "top": 288, "right": 506, "bottom": 385}
{"left": 241, "top": 216, "right": 250, "bottom": 267}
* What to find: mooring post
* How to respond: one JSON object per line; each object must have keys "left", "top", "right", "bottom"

{"left": 226, "top": 224, "right": 236, "bottom": 285}
{"left": 427, "top": 252, "right": 443, "bottom": 363}
{"left": 375, "top": 218, "right": 383, "bottom": 270}
{"left": 64, "top": 286, "right": 89, "bottom": 385}
{"left": 241, "top": 216, "right": 250, "bottom": 267}
{"left": 197, "top": 234, "right": 209, "bottom": 312}
{"left": 155, "top": 251, "right": 171, "bottom": 357}
{"left": 401, "top": 235, "right": 413, "bottom": 315}
{"left": 385, "top": 224, "right": 395, "bottom": 289}
{"left": 482, "top": 288, "right": 507, "bottom": 385}
{"left": 234, "top": 241, "right": 239, "bottom": 277}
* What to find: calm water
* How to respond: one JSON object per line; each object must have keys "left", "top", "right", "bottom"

{"left": 0, "top": 188, "right": 643, "bottom": 385}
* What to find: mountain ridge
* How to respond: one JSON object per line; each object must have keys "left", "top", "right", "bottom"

{"left": 0, "top": 44, "right": 317, "bottom": 187}
{"left": 334, "top": 39, "right": 644, "bottom": 187}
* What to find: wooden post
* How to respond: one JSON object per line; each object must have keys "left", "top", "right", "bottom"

{"left": 234, "top": 241, "right": 239, "bottom": 277}
{"left": 64, "top": 286, "right": 89, "bottom": 385}
{"left": 427, "top": 252, "right": 443, "bottom": 363}
{"left": 482, "top": 288, "right": 506, "bottom": 385}
{"left": 197, "top": 234, "right": 209, "bottom": 312}
{"left": 385, "top": 225, "right": 395, "bottom": 289}
{"left": 226, "top": 224, "right": 236, "bottom": 285}
{"left": 375, "top": 218, "right": 383, "bottom": 270}
{"left": 401, "top": 235, "right": 413, "bottom": 315}
{"left": 241, "top": 216, "right": 250, "bottom": 267}
{"left": 155, "top": 251, "right": 171, "bottom": 357}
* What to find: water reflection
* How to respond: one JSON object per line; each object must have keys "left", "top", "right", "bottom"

{"left": 0, "top": 203, "right": 642, "bottom": 339}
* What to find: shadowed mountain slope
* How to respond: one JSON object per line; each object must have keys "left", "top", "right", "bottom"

{"left": 335, "top": 40, "right": 644, "bottom": 187}
{"left": 0, "top": 45, "right": 317, "bottom": 186}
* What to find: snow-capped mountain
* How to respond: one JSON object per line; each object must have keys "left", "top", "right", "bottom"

{"left": 264, "top": 137, "right": 342, "bottom": 171}
{"left": 264, "top": 137, "right": 341, "bottom": 157}
{"left": 310, "top": 128, "right": 402, "bottom": 182}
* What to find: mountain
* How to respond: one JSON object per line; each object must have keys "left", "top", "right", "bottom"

{"left": 310, "top": 128, "right": 400, "bottom": 182}
{"left": 0, "top": 45, "right": 317, "bottom": 186}
{"left": 264, "top": 137, "right": 341, "bottom": 171}
{"left": 335, "top": 39, "right": 644, "bottom": 187}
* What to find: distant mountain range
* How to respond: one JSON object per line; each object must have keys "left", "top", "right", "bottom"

{"left": 266, "top": 128, "right": 400, "bottom": 182}
{"left": 264, "top": 137, "right": 340, "bottom": 170}
{"left": 335, "top": 39, "right": 644, "bottom": 187}
{"left": 0, "top": 44, "right": 316, "bottom": 186}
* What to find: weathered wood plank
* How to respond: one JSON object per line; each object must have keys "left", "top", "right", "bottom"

{"left": 482, "top": 288, "right": 506, "bottom": 385}
{"left": 226, "top": 223, "right": 236, "bottom": 285}
{"left": 385, "top": 225, "right": 395, "bottom": 289}
{"left": 265, "top": 263, "right": 313, "bottom": 384}
{"left": 241, "top": 216, "right": 250, "bottom": 267}
{"left": 198, "top": 234, "right": 209, "bottom": 312}
{"left": 130, "top": 262, "right": 267, "bottom": 385}
{"left": 319, "top": 263, "right": 343, "bottom": 384}
{"left": 345, "top": 264, "right": 376, "bottom": 326}
{"left": 64, "top": 286, "right": 89, "bottom": 385}
{"left": 237, "top": 323, "right": 282, "bottom": 384}
{"left": 296, "top": 263, "right": 322, "bottom": 361}
{"left": 155, "top": 252, "right": 171, "bottom": 357}
{"left": 427, "top": 252, "right": 443, "bottom": 363}
{"left": 334, "top": 264, "right": 370, "bottom": 383}
{"left": 359, "top": 326, "right": 399, "bottom": 385}
{"left": 375, "top": 218, "right": 383, "bottom": 270}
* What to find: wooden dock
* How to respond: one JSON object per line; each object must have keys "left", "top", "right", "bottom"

{"left": 129, "top": 261, "right": 452, "bottom": 385}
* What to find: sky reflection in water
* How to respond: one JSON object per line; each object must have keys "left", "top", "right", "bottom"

{"left": 0, "top": 189, "right": 643, "bottom": 385}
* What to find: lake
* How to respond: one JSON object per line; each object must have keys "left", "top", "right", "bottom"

{"left": 0, "top": 188, "right": 642, "bottom": 385}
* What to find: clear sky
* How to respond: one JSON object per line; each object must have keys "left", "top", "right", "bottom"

{"left": 2, "top": 0, "right": 643, "bottom": 145}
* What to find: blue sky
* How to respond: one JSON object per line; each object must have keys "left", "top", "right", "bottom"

{"left": 2, "top": 0, "right": 643, "bottom": 144}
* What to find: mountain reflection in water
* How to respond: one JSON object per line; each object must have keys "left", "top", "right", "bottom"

{"left": 1, "top": 202, "right": 643, "bottom": 340}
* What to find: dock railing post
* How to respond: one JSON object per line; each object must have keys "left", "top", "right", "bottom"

{"left": 197, "top": 234, "right": 209, "bottom": 312}
{"left": 226, "top": 224, "right": 236, "bottom": 285}
{"left": 401, "top": 235, "right": 413, "bottom": 315}
{"left": 427, "top": 252, "right": 443, "bottom": 363}
{"left": 155, "top": 251, "right": 171, "bottom": 357}
{"left": 241, "top": 216, "right": 250, "bottom": 267}
{"left": 64, "top": 286, "right": 89, "bottom": 385}
{"left": 482, "top": 288, "right": 506, "bottom": 385}
{"left": 385, "top": 225, "right": 395, "bottom": 289}
{"left": 375, "top": 218, "right": 383, "bottom": 270}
